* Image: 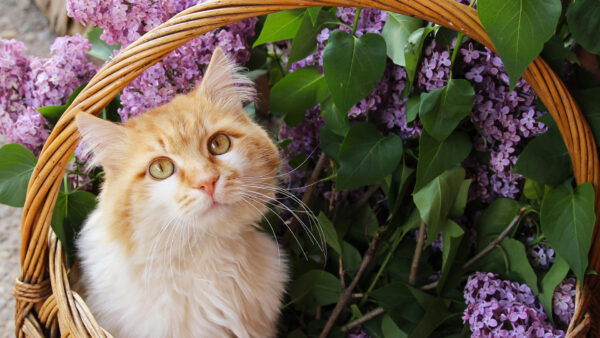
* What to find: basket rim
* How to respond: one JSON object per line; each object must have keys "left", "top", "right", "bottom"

{"left": 14, "top": 0, "right": 600, "bottom": 336}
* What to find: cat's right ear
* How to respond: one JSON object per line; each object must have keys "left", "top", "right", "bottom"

{"left": 76, "top": 114, "right": 128, "bottom": 174}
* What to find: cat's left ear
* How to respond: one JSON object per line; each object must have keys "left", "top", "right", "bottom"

{"left": 195, "top": 46, "right": 255, "bottom": 109}
{"left": 76, "top": 114, "right": 129, "bottom": 174}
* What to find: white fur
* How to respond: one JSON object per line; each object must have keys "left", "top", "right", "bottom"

{"left": 77, "top": 209, "right": 286, "bottom": 338}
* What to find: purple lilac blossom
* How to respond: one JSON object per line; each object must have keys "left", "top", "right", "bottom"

{"left": 459, "top": 42, "right": 546, "bottom": 203}
{"left": 0, "top": 36, "right": 96, "bottom": 153}
{"left": 66, "top": 0, "right": 257, "bottom": 121}
{"left": 463, "top": 272, "right": 564, "bottom": 337}
{"left": 417, "top": 40, "right": 452, "bottom": 92}
{"left": 528, "top": 243, "right": 556, "bottom": 270}
{"left": 553, "top": 278, "right": 576, "bottom": 330}
{"left": 347, "top": 326, "right": 371, "bottom": 338}
{"left": 118, "top": 19, "right": 256, "bottom": 120}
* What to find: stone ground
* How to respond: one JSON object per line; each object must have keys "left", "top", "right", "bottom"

{"left": 1, "top": 0, "right": 56, "bottom": 336}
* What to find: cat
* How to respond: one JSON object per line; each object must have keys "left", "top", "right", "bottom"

{"left": 75, "top": 46, "right": 287, "bottom": 338}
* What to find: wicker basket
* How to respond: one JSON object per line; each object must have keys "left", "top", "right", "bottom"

{"left": 13, "top": 0, "right": 600, "bottom": 336}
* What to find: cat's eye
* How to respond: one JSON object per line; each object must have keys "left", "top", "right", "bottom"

{"left": 148, "top": 158, "right": 175, "bottom": 179}
{"left": 208, "top": 133, "right": 231, "bottom": 155}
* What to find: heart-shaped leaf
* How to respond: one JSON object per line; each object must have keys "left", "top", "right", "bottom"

{"left": 478, "top": 0, "right": 562, "bottom": 88}
{"left": 323, "top": 30, "right": 387, "bottom": 114}
{"left": 541, "top": 183, "right": 596, "bottom": 285}
{"left": 419, "top": 79, "right": 474, "bottom": 141}
{"left": 270, "top": 66, "right": 328, "bottom": 126}
{"left": 0, "top": 143, "right": 37, "bottom": 207}
{"left": 381, "top": 12, "right": 423, "bottom": 67}
{"left": 337, "top": 123, "right": 403, "bottom": 190}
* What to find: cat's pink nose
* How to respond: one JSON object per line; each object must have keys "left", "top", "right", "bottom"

{"left": 194, "top": 176, "right": 218, "bottom": 197}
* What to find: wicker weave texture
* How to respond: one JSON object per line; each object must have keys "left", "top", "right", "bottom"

{"left": 14, "top": 0, "right": 600, "bottom": 336}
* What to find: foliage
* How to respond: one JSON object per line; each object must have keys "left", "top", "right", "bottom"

{"left": 2, "top": 0, "right": 600, "bottom": 336}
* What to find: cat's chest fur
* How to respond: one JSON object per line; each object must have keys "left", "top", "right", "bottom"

{"left": 77, "top": 210, "right": 287, "bottom": 338}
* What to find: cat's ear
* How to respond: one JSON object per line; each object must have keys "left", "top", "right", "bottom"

{"left": 195, "top": 46, "right": 255, "bottom": 108}
{"left": 76, "top": 114, "right": 128, "bottom": 174}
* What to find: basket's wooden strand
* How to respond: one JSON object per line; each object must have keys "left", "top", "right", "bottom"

{"left": 15, "top": 0, "right": 600, "bottom": 336}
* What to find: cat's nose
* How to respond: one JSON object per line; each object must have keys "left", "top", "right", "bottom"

{"left": 194, "top": 176, "right": 219, "bottom": 197}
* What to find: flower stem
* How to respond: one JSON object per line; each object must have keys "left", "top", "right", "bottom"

{"left": 352, "top": 8, "right": 362, "bottom": 36}
{"left": 449, "top": 0, "right": 476, "bottom": 77}
{"left": 359, "top": 226, "right": 406, "bottom": 307}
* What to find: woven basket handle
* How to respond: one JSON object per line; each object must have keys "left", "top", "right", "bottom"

{"left": 16, "top": 0, "right": 600, "bottom": 335}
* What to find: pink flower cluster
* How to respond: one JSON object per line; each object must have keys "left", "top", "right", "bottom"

{"left": 0, "top": 36, "right": 97, "bottom": 152}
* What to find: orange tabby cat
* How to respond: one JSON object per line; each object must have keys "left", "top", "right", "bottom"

{"left": 75, "top": 47, "right": 287, "bottom": 337}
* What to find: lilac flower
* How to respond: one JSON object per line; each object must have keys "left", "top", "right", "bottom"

{"left": 553, "top": 278, "right": 576, "bottom": 330}
{"left": 0, "top": 36, "right": 96, "bottom": 153}
{"left": 461, "top": 42, "right": 480, "bottom": 63}
{"left": 347, "top": 326, "right": 371, "bottom": 338}
{"left": 417, "top": 40, "right": 451, "bottom": 91}
{"left": 463, "top": 272, "right": 564, "bottom": 337}
{"left": 528, "top": 244, "right": 555, "bottom": 270}
{"left": 460, "top": 42, "right": 546, "bottom": 202}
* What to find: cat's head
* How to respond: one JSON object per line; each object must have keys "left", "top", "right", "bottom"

{"left": 76, "top": 47, "right": 280, "bottom": 241}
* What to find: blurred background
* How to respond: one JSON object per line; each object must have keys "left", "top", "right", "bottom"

{"left": 0, "top": 0, "right": 68, "bottom": 335}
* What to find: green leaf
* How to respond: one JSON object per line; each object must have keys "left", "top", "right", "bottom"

{"left": 87, "top": 27, "right": 121, "bottom": 61}
{"left": 449, "top": 179, "right": 472, "bottom": 218}
{"left": 415, "top": 130, "right": 472, "bottom": 191}
{"left": 567, "top": 0, "right": 600, "bottom": 54}
{"left": 337, "top": 123, "right": 403, "bottom": 190}
{"left": 323, "top": 30, "right": 387, "bottom": 114}
{"left": 384, "top": 163, "right": 415, "bottom": 219}
{"left": 341, "top": 241, "right": 362, "bottom": 274}
{"left": 289, "top": 270, "right": 342, "bottom": 308}
{"left": 476, "top": 198, "right": 521, "bottom": 248}
{"left": 477, "top": 0, "right": 562, "bottom": 88}
{"left": 541, "top": 183, "right": 596, "bottom": 285}
{"left": 381, "top": 12, "right": 423, "bottom": 67}
{"left": 0, "top": 143, "right": 37, "bottom": 207}
{"left": 419, "top": 79, "right": 474, "bottom": 141}
{"left": 575, "top": 88, "right": 600, "bottom": 146}
{"left": 319, "top": 125, "right": 344, "bottom": 163}
{"left": 51, "top": 190, "right": 97, "bottom": 266}
{"left": 307, "top": 7, "right": 322, "bottom": 25}
{"left": 323, "top": 98, "right": 350, "bottom": 136}
{"left": 289, "top": 10, "right": 338, "bottom": 64}
{"left": 381, "top": 314, "right": 408, "bottom": 338}
{"left": 513, "top": 114, "right": 572, "bottom": 186}
{"left": 38, "top": 83, "right": 86, "bottom": 125}
{"left": 318, "top": 212, "right": 341, "bottom": 256}
{"left": 253, "top": 9, "right": 305, "bottom": 47}
{"left": 539, "top": 255, "right": 569, "bottom": 323}
{"left": 523, "top": 178, "right": 546, "bottom": 200}
{"left": 405, "top": 95, "right": 420, "bottom": 123}
{"left": 404, "top": 27, "right": 435, "bottom": 95}
{"left": 409, "top": 299, "right": 456, "bottom": 338}
{"left": 501, "top": 237, "right": 539, "bottom": 294}
{"left": 437, "top": 220, "right": 464, "bottom": 293}
{"left": 413, "top": 167, "right": 465, "bottom": 246}
{"left": 270, "top": 67, "right": 328, "bottom": 126}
